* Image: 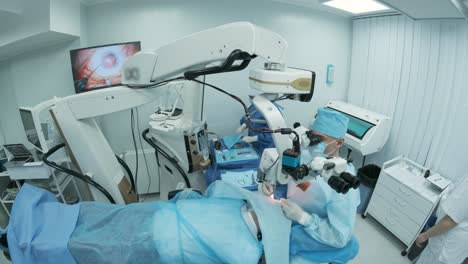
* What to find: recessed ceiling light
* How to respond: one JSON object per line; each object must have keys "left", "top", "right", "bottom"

{"left": 322, "top": 0, "right": 390, "bottom": 14}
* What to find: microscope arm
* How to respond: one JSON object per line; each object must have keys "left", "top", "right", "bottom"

{"left": 122, "top": 22, "right": 288, "bottom": 86}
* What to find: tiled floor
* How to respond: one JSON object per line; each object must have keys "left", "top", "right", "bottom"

{"left": 351, "top": 214, "right": 412, "bottom": 264}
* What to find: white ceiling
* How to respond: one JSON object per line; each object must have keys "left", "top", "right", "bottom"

{"left": 79, "top": 0, "right": 391, "bottom": 17}
{"left": 79, "top": 0, "right": 466, "bottom": 20}
{"left": 380, "top": 0, "right": 463, "bottom": 19}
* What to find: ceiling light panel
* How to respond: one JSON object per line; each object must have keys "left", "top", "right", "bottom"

{"left": 322, "top": 0, "right": 390, "bottom": 14}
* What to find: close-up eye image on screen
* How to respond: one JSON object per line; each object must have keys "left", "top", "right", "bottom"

{"left": 70, "top": 42, "right": 141, "bottom": 93}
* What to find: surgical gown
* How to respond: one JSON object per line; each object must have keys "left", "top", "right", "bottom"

{"left": 287, "top": 164, "right": 361, "bottom": 252}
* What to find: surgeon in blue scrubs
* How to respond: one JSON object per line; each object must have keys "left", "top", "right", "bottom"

{"left": 280, "top": 108, "right": 361, "bottom": 262}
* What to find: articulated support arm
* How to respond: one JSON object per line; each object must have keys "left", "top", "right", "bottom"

{"left": 122, "top": 22, "right": 288, "bottom": 86}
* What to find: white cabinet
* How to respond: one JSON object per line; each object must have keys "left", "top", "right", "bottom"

{"left": 363, "top": 156, "right": 446, "bottom": 256}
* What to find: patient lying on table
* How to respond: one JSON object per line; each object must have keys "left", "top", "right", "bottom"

{"left": 1, "top": 181, "right": 357, "bottom": 264}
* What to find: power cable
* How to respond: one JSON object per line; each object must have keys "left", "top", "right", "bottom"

{"left": 43, "top": 143, "right": 116, "bottom": 204}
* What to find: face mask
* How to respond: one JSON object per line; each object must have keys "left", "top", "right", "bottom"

{"left": 324, "top": 139, "right": 339, "bottom": 157}
{"left": 310, "top": 142, "right": 327, "bottom": 157}
{"left": 300, "top": 142, "right": 326, "bottom": 165}
{"left": 310, "top": 139, "right": 339, "bottom": 158}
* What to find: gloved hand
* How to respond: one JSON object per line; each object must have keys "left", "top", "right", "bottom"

{"left": 242, "top": 135, "right": 258, "bottom": 143}
{"left": 236, "top": 124, "right": 247, "bottom": 134}
{"left": 280, "top": 198, "right": 312, "bottom": 226}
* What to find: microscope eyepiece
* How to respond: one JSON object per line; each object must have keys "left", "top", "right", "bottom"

{"left": 327, "top": 176, "right": 350, "bottom": 194}
{"left": 340, "top": 172, "right": 360, "bottom": 189}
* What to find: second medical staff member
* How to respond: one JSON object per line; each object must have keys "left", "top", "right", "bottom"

{"left": 415, "top": 175, "right": 468, "bottom": 264}
{"left": 280, "top": 108, "right": 361, "bottom": 250}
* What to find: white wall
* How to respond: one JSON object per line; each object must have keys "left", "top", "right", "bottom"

{"left": 0, "top": 4, "right": 88, "bottom": 145}
{"left": 85, "top": 0, "right": 352, "bottom": 154}
{"left": 0, "top": 0, "right": 49, "bottom": 45}
{"left": 348, "top": 15, "right": 468, "bottom": 182}
{"left": 49, "top": 0, "right": 81, "bottom": 36}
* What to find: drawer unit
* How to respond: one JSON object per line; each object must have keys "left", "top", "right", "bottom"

{"left": 369, "top": 192, "right": 421, "bottom": 234}
{"left": 378, "top": 173, "right": 433, "bottom": 213}
{"left": 374, "top": 183, "right": 428, "bottom": 224}
{"left": 363, "top": 156, "right": 445, "bottom": 256}
{"left": 368, "top": 199, "right": 415, "bottom": 245}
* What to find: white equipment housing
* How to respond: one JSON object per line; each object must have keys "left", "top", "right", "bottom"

{"left": 250, "top": 67, "right": 313, "bottom": 95}
{"left": 51, "top": 86, "right": 169, "bottom": 204}
{"left": 122, "top": 22, "right": 287, "bottom": 85}
{"left": 50, "top": 81, "right": 209, "bottom": 204}
{"left": 148, "top": 81, "right": 208, "bottom": 199}
{"left": 253, "top": 95, "right": 291, "bottom": 184}
{"left": 309, "top": 156, "right": 348, "bottom": 181}
{"left": 258, "top": 148, "right": 281, "bottom": 186}
{"left": 19, "top": 98, "right": 62, "bottom": 153}
{"left": 325, "top": 100, "right": 391, "bottom": 156}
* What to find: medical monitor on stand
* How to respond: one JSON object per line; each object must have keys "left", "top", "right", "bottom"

{"left": 70, "top": 42, "right": 141, "bottom": 94}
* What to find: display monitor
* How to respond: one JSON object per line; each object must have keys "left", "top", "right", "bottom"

{"left": 19, "top": 108, "right": 42, "bottom": 151}
{"left": 325, "top": 107, "right": 375, "bottom": 140}
{"left": 70, "top": 41, "right": 141, "bottom": 93}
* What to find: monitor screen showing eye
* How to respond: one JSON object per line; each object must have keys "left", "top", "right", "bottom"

{"left": 70, "top": 41, "right": 141, "bottom": 93}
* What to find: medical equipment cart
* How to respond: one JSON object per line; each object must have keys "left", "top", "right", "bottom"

{"left": 362, "top": 156, "right": 449, "bottom": 256}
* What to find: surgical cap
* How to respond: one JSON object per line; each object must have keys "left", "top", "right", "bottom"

{"left": 311, "top": 108, "right": 349, "bottom": 139}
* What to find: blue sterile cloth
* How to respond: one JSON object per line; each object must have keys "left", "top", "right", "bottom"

{"left": 7, "top": 184, "right": 80, "bottom": 264}
{"left": 289, "top": 225, "right": 359, "bottom": 264}
{"left": 220, "top": 169, "right": 259, "bottom": 191}
{"left": 206, "top": 181, "right": 292, "bottom": 264}
{"left": 222, "top": 133, "right": 243, "bottom": 150}
{"left": 68, "top": 188, "right": 263, "bottom": 264}
{"left": 214, "top": 145, "right": 259, "bottom": 166}
{"left": 287, "top": 163, "right": 360, "bottom": 263}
